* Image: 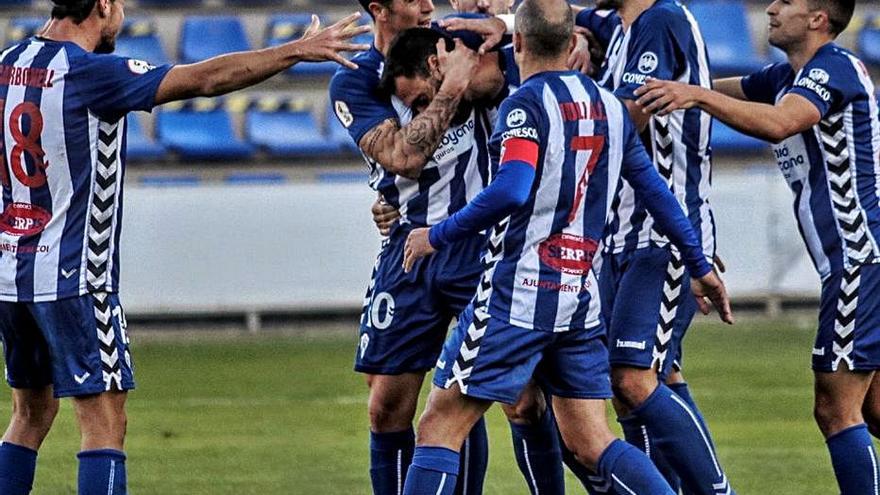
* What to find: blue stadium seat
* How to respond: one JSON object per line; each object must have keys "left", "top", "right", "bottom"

{"left": 126, "top": 113, "right": 166, "bottom": 162}
{"left": 245, "top": 97, "right": 338, "bottom": 157}
{"left": 711, "top": 120, "right": 767, "bottom": 154}
{"left": 225, "top": 172, "right": 287, "bottom": 184}
{"left": 180, "top": 16, "right": 250, "bottom": 64}
{"left": 6, "top": 17, "right": 44, "bottom": 44}
{"left": 327, "top": 102, "right": 360, "bottom": 154}
{"left": 114, "top": 19, "right": 171, "bottom": 66}
{"left": 157, "top": 99, "right": 254, "bottom": 160}
{"left": 857, "top": 16, "right": 880, "bottom": 67}
{"left": 266, "top": 14, "right": 337, "bottom": 76}
{"left": 137, "top": 0, "right": 201, "bottom": 7}
{"left": 226, "top": 0, "right": 286, "bottom": 6}
{"left": 139, "top": 175, "right": 202, "bottom": 187}
{"left": 688, "top": 0, "right": 766, "bottom": 76}
{"left": 0, "top": 0, "right": 32, "bottom": 9}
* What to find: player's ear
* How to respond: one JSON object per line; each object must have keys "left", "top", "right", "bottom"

{"left": 513, "top": 31, "right": 523, "bottom": 54}
{"left": 809, "top": 9, "right": 829, "bottom": 32}
{"left": 96, "top": 0, "right": 111, "bottom": 18}
{"left": 369, "top": 1, "right": 388, "bottom": 22}
{"left": 567, "top": 33, "right": 577, "bottom": 56}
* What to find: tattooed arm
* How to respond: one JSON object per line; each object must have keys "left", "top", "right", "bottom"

{"left": 359, "top": 39, "right": 478, "bottom": 180}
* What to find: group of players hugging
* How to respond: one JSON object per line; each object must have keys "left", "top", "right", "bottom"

{"left": 330, "top": 0, "right": 880, "bottom": 493}
{"left": 0, "top": 0, "right": 876, "bottom": 493}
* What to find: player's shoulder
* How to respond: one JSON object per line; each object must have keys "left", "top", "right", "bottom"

{"left": 329, "top": 47, "right": 382, "bottom": 96}
{"left": 636, "top": 0, "right": 690, "bottom": 31}
{"left": 807, "top": 43, "right": 864, "bottom": 77}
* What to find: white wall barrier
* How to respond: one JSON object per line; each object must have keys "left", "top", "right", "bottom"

{"left": 119, "top": 168, "right": 820, "bottom": 317}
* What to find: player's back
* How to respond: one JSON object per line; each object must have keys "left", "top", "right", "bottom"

{"left": 0, "top": 37, "right": 169, "bottom": 302}
{"left": 487, "top": 70, "right": 630, "bottom": 333}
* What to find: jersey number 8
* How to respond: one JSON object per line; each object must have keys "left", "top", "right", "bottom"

{"left": 0, "top": 99, "right": 48, "bottom": 189}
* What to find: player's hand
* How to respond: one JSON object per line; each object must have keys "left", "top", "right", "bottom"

{"left": 437, "top": 39, "right": 480, "bottom": 96}
{"left": 714, "top": 254, "right": 727, "bottom": 274}
{"left": 291, "top": 13, "right": 372, "bottom": 70}
{"left": 372, "top": 195, "right": 400, "bottom": 237}
{"left": 634, "top": 78, "right": 703, "bottom": 116}
{"left": 567, "top": 28, "right": 593, "bottom": 75}
{"left": 403, "top": 228, "right": 437, "bottom": 273}
{"left": 437, "top": 17, "right": 506, "bottom": 55}
{"left": 691, "top": 270, "right": 734, "bottom": 325}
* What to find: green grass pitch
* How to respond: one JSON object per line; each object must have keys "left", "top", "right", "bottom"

{"left": 0, "top": 317, "right": 856, "bottom": 493}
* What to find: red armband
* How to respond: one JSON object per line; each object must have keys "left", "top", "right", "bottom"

{"left": 500, "top": 138, "right": 539, "bottom": 168}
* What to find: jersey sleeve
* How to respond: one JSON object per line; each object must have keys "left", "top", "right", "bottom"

{"left": 74, "top": 53, "right": 172, "bottom": 119}
{"left": 575, "top": 8, "right": 621, "bottom": 47}
{"left": 740, "top": 63, "right": 787, "bottom": 104}
{"left": 788, "top": 52, "right": 860, "bottom": 118}
{"left": 328, "top": 67, "right": 398, "bottom": 148}
{"left": 614, "top": 12, "right": 679, "bottom": 101}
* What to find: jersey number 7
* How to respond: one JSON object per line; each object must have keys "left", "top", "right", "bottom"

{"left": 568, "top": 135, "right": 605, "bottom": 224}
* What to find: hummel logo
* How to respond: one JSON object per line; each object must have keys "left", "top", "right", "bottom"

{"left": 61, "top": 268, "right": 77, "bottom": 279}
{"left": 812, "top": 347, "right": 825, "bottom": 356}
{"left": 73, "top": 372, "right": 90, "bottom": 384}
{"left": 616, "top": 339, "right": 646, "bottom": 350}
{"left": 436, "top": 359, "right": 446, "bottom": 370}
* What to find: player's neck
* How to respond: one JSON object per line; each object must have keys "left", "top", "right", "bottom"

{"left": 39, "top": 17, "right": 102, "bottom": 52}
{"left": 619, "top": 0, "right": 656, "bottom": 28}
{"left": 785, "top": 35, "right": 834, "bottom": 72}
{"left": 519, "top": 54, "right": 569, "bottom": 81}
{"left": 374, "top": 23, "right": 396, "bottom": 55}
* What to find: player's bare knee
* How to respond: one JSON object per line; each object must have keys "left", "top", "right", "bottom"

{"left": 611, "top": 367, "right": 657, "bottom": 409}
{"left": 369, "top": 394, "right": 416, "bottom": 432}
{"left": 814, "top": 399, "right": 861, "bottom": 438}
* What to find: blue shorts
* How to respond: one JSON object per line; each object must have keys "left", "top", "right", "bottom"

{"left": 599, "top": 246, "right": 697, "bottom": 379}
{"left": 0, "top": 292, "right": 134, "bottom": 398}
{"left": 814, "top": 264, "right": 880, "bottom": 372}
{"left": 433, "top": 304, "right": 612, "bottom": 405}
{"left": 356, "top": 224, "right": 485, "bottom": 375}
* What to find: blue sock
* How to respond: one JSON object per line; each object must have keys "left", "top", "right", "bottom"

{"left": 619, "top": 415, "right": 681, "bottom": 493}
{"left": 77, "top": 449, "right": 126, "bottom": 495}
{"left": 827, "top": 424, "right": 880, "bottom": 495}
{"left": 509, "top": 409, "right": 564, "bottom": 494}
{"left": 0, "top": 442, "right": 37, "bottom": 495}
{"left": 561, "top": 442, "right": 615, "bottom": 494}
{"left": 597, "top": 439, "right": 675, "bottom": 495}
{"left": 403, "top": 446, "right": 459, "bottom": 495}
{"left": 454, "top": 417, "right": 488, "bottom": 495}
{"left": 371, "top": 428, "right": 415, "bottom": 495}
{"left": 632, "top": 384, "right": 733, "bottom": 495}
{"left": 669, "top": 382, "right": 713, "bottom": 447}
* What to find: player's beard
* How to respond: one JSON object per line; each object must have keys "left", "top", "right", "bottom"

{"left": 95, "top": 30, "right": 117, "bottom": 54}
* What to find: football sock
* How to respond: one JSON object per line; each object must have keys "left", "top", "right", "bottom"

{"left": 403, "top": 446, "right": 459, "bottom": 495}
{"left": 77, "top": 449, "right": 127, "bottom": 495}
{"left": 371, "top": 428, "right": 415, "bottom": 495}
{"left": 454, "top": 417, "right": 488, "bottom": 495}
{"left": 826, "top": 424, "right": 880, "bottom": 495}
{"left": 0, "top": 442, "right": 37, "bottom": 495}
{"left": 597, "top": 439, "right": 676, "bottom": 495}
{"left": 561, "top": 442, "right": 614, "bottom": 494}
{"left": 509, "top": 408, "right": 565, "bottom": 494}
{"left": 631, "top": 383, "right": 733, "bottom": 495}
{"left": 619, "top": 414, "right": 681, "bottom": 492}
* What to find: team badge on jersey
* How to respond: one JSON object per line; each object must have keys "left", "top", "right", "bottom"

{"left": 506, "top": 108, "right": 527, "bottom": 128}
{"left": 334, "top": 100, "right": 354, "bottom": 128}
{"left": 126, "top": 59, "right": 156, "bottom": 75}
{"left": 638, "top": 52, "right": 658, "bottom": 74}
{"left": 809, "top": 68, "right": 830, "bottom": 84}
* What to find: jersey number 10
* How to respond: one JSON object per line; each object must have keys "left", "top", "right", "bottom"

{"left": 0, "top": 99, "right": 48, "bottom": 189}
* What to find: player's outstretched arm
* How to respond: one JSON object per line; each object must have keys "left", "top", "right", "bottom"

{"left": 633, "top": 78, "right": 820, "bottom": 143}
{"left": 359, "top": 40, "right": 478, "bottom": 180}
{"left": 154, "top": 13, "right": 370, "bottom": 105}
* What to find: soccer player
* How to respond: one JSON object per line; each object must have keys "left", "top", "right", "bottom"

{"left": 399, "top": 0, "right": 733, "bottom": 494}
{"left": 634, "top": 0, "right": 880, "bottom": 492}
{"left": 330, "top": 2, "right": 577, "bottom": 492}
{"left": 0, "top": 1, "right": 368, "bottom": 494}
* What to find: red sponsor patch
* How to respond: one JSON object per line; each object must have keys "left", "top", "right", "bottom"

{"left": 538, "top": 233, "right": 598, "bottom": 275}
{"left": 0, "top": 202, "right": 51, "bottom": 236}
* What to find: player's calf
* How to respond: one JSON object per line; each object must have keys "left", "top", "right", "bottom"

{"left": 3, "top": 387, "right": 58, "bottom": 450}
{"left": 73, "top": 391, "right": 129, "bottom": 495}
{"left": 861, "top": 374, "right": 880, "bottom": 438}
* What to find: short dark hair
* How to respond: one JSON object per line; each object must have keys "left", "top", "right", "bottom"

{"left": 359, "top": 0, "right": 394, "bottom": 20}
{"left": 50, "top": 0, "right": 103, "bottom": 24}
{"left": 379, "top": 28, "right": 453, "bottom": 97}
{"left": 515, "top": 0, "right": 574, "bottom": 58}
{"left": 808, "top": 0, "right": 855, "bottom": 36}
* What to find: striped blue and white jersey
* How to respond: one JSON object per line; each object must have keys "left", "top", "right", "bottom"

{"left": 585, "top": 0, "right": 716, "bottom": 260}
{"left": 329, "top": 46, "right": 501, "bottom": 227}
{"left": 742, "top": 44, "right": 880, "bottom": 279}
{"left": 458, "top": 71, "right": 709, "bottom": 332}
{"left": 0, "top": 38, "right": 171, "bottom": 302}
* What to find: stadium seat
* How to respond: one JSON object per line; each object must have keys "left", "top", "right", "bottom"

{"left": 687, "top": 0, "right": 766, "bottom": 76}
{"left": 226, "top": 0, "right": 287, "bottom": 6}
{"left": 180, "top": 16, "right": 250, "bottom": 64}
{"left": 327, "top": 102, "right": 360, "bottom": 154}
{"left": 225, "top": 172, "right": 287, "bottom": 184}
{"left": 0, "top": 0, "right": 31, "bottom": 9}
{"left": 136, "top": 0, "right": 202, "bottom": 7}
{"left": 157, "top": 99, "right": 254, "bottom": 160}
{"left": 138, "top": 175, "right": 202, "bottom": 187}
{"left": 5, "top": 17, "right": 44, "bottom": 44}
{"left": 126, "top": 113, "right": 167, "bottom": 162}
{"left": 857, "top": 16, "right": 880, "bottom": 67}
{"left": 711, "top": 120, "right": 767, "bottom": 155}
{"left": 114, "top": 19, "right": 171, "bottom": 66}
{"left": 245, "top": 97, "right": 339, "bottom": 157}
{"left": 265, "top": 14, "right": 337, "bottom": 77}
